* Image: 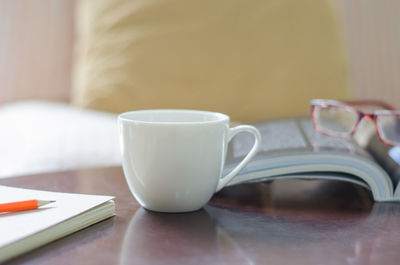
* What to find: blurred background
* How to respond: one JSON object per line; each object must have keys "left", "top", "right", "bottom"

{"left": 0, "top": 0, "right": 399, "bottom": 178}
{"left": 1, "top": 0, "right": 399, "bottom": 107}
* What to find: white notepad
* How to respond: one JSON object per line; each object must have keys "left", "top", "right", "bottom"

{"left": 0, "top": 185, "right": 115, "bottom": 263}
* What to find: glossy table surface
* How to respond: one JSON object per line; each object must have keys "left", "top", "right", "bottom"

{"left": 1, "top": 166, "right": 400, "bottom": 265}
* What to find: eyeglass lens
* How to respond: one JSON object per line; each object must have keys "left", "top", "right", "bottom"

{"left": 314, "top": 106, "right": 359, "bottom": 135}
{"left": 376, "top": 115, "right": 400, "bottom": 145}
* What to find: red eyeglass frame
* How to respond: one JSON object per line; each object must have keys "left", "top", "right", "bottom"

{"left": 310, "top": 99, "right": 400, "bottom": 146}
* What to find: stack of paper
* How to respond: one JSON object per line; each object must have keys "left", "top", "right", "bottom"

{"left": 0, "top": 185, "right": 115, "bottom": 263}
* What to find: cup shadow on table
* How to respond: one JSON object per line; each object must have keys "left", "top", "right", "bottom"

{"left": 119, "top": 207, "right": 254, "bottom": 265}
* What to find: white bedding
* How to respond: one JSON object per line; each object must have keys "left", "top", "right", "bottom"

{"left": 0, "top": 101, "right": 121, "bottom": 178}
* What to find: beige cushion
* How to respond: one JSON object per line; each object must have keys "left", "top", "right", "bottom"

{"left": 72, "top": 0, "right": 350, "bottom": 122}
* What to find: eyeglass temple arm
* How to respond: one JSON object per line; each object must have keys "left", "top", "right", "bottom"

{"left": 343, "top": 100, "right": 396, "bottom": 110}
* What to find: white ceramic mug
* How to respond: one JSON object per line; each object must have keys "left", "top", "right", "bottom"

{"left": 118, "top": 109, "right": 261, "bottom": 213}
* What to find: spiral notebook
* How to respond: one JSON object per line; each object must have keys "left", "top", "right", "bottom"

{"left": 0, "top": 185, "right": 115, "bottom": 263}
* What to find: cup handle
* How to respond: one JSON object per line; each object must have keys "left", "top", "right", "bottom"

{"left": 216, "top": 125, "right": 262, "bottom": 192}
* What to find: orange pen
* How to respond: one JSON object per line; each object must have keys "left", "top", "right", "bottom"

{"left": 0, "top": 199, "right": 55, "bottom": 213}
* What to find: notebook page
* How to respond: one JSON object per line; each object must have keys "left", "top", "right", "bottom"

{"left": 0, "top": 185, "right": 114, "bottom": 248}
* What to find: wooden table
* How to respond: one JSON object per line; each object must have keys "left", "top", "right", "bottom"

{"left": 1, "top": 166, "right": 400, "bottom": 265}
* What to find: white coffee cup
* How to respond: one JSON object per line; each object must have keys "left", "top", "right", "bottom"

{"left": 118, "top": 109, "right": 261, "bottom": 213}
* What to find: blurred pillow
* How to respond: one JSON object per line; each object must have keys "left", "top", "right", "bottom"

{"left": 0, "top": 101, "right": 120, "bottom": 178}
{"left": 72, "top": 0, "right": 350, "bottom": 122}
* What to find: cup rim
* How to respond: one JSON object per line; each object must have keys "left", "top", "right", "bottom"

{"left": 118, "top": 109, "right": 230, "bottom": 125}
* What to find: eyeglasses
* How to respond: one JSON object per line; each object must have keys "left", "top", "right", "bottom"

{"left": 310, "top": 99, "right": 400, "bottom": 146}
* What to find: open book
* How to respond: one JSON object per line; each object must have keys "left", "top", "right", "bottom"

{"left": 0, "top": 186, "right": 115, "bottom": 263}
{"left": 225, "top": 118, "right": 400, "bottom": 202}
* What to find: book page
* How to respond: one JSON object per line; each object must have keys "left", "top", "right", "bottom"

{"left": 232, "top": 119, "right": 308, "bottom": 157}
{"left": 230, "top": 118, "right": 370, "bottom": 160}
{"left": 0, "top": 186, "right": 114, "bottom": 249}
